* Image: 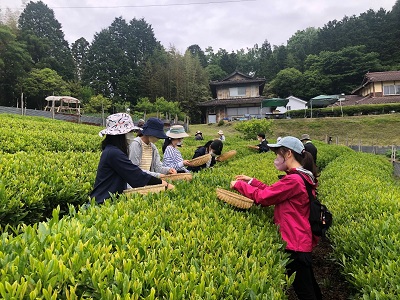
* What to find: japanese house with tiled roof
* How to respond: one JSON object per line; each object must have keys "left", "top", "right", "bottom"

{"left": 198, "top": 71, "right": 268, "bottom": 123}
{"left": 332, "top": 71, "right": 400, "bottom": 107}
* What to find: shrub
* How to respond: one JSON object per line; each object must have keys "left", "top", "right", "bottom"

{"left": 234, "top": 119, "right": 273, "bottom": 140}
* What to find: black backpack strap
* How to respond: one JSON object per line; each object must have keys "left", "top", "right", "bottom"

{"left": 295, "top": 173, "right": 314, "bottom": 203}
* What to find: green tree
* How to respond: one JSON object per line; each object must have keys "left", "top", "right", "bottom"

{"left": 154, "top": 96, "right": 169, "bottom": 119}
{"left": 21, "top": 68, "right": 69, "bottom": 109}
{"left": 83, "top": 17, "right": 161, "bottom": 106}
{"left": 268, "top": 68, "right": 304, "bottom": 98}
{"left": 304, "top": 45, "right": 382, "bottom": 94}
{"left": 0, "top": 25, "right": 32, "bottom": 106}
{"left": 135, "top": 97, "right": 154, "bottom": 119}
{"left": 18, "top": 1, "right": 75, "bottom": 80}
{"left": 187, "top": 44, "right": 208, "bottom": 67}
{"left": 286, "top": 27, "right": 319, "bottom": 72}
{"left": 71, "top": 37, "right": 89, "bottom": 81}
{"left": 205, "top": 64, "right": 226, "bottom": 81}
{"left": 84, "top": 94, "right": 112, "bottom": 114}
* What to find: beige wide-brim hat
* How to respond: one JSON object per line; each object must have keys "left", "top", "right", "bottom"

{"left": 166, "top": 125, "right": 189, "bottom": 138}
{"left": 300, "top": 134, "right": 311, "bottom": 141}
{"left": 218, "top": 130, "right": 224, "bottom": 135}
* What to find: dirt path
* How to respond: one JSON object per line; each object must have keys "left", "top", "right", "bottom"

{"left": 287, "top": 238, "right": 352, "bottom": 300}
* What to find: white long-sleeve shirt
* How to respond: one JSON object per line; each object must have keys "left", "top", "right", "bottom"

{"left": 162, "top": 145, "right": 189, "bottom": 173}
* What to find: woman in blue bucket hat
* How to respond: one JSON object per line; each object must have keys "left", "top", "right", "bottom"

{"left": 90, "top": 113, "right": 174, "bottom": 204}
{"left": 128, "top": 118, "right": 177, "bottom": 186}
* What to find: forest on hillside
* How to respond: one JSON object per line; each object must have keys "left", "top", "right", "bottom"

{"left": 0, "top": 0, "right": 399, "bottom": 122}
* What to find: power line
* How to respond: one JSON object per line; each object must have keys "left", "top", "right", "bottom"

{"left": 1, "top": 0, "right": 257, "bottom": 10}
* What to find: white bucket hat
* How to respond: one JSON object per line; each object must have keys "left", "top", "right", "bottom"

{"left": 99, "top": 113, "right": 139, "bottom": 137}
{"left": 166, "top": 125, "right": 189, "bottom": 138}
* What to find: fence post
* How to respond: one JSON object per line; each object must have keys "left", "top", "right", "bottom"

{"left": 391, "top": 145, "right": 396, "bottom": 163}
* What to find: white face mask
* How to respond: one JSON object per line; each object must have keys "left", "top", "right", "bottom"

{"left": 274, "top": 154, "right": 288, "bottom": 171}
{"left": 148, "top": 136, "right": 159, "bottom": 143}
{"left": 126, "top": 132, "right": 135, "bottom": 143}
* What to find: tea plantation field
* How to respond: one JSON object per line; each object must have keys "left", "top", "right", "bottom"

{"left": 0, "top": 114, "right": 399, "bottom": 299}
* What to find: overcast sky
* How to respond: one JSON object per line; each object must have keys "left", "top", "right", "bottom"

{"left": 0, "top": 0, "right": 396, "bottom": 53}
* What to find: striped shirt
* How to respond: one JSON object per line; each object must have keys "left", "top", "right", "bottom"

{"left": 162, "top": 145, "right": 189, "bottom": 173}
{"left": 140, "top": 139, "right": 153, "bottom": 171}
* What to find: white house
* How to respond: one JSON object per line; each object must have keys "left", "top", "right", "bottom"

{"left": 276, "top": 96, "right": 308, "bottom": 113}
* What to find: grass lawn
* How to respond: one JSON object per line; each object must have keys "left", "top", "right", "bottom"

{"left": 188, "top": 114, "right": 400, "bottom": 146}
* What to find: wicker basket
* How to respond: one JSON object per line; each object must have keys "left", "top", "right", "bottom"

{"left": 188, "top": 154, "right": 211, "bottom": 167}
{"left": 217, "top": 150, "right": 237, "bottom": 162}
{"left": 216, "top": 188, "right": 254, "bottom": 209}
{"left": 163, "top": 173, "right": 193, "bottom": 181}
{"left": 123, "top": 184, "right": 165, "bottom": 196}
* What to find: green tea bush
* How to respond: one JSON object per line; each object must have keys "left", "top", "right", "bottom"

{"left": 234, "top": 119, "right": 273, "bottom": 140}
{"left": 318, "top": 151, "right": 400, "bottom": 298}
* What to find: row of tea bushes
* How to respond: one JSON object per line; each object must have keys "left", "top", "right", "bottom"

{"left": 0, "top": 143, "right": 356, "bottom": 298}
{"left": 0, "top": 151, "right": 99, "bottom": 226}
{"left": 318, "top": 152, "right": 400, "bottom": 299}
{"left": 0, "top": 114, "right": 101, "bottom": 153}
{"left": 0, "top": 133, "right": 349, "bottom": 229}
{"left": 0, "top": 154, "right": 294, "bottom": 299}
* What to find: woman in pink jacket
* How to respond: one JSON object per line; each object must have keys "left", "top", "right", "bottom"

{"left": 230, "top": 136, "right": 321, "bottom": 300}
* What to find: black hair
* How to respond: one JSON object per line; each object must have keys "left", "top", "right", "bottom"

{"left": 199, "top": 140, "right": 213, "bottom": 150}
{"left": 102, "top": 134, "right": 128, "bottom": 155}
{"left": 257, "top": 133, "right": 265, "bottom": 139}
{"left": 272, "top": 147, "right": 317, "bottom": 178}
{"left": 210, "top": 140, "right": 223, "bottom": 155}
{"left": 162, "top": 138, "right": 172, "bottom": 153}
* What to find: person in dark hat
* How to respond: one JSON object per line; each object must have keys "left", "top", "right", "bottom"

{"left": 187, "top": 139, "right": 224, "bottom": 172}
{"left": 194, "top": 130, "right": 204, "bottom": 140}
{"left": 300, "top": 134, "right": 317, "bottom": 164}
{"left": 90, "top": 113, "right": 173, "bottom": 204}
{"left": 128, "top": 117, "right": 177, "bottom": 186}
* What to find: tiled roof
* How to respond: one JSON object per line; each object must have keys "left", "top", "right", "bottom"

{"left": 365, "top": 71, "right": 400, "bottom": 82}
{"left": 330, "top": 95, "right": 400, "bottom": 106}
{"left": 352, "top": 71, "right": 400, "bottom": 94}
{"left": 197, "top": 97, "right": 264, "bottom": 107}
{"left": 355, "top": 95, "right": 400, "bottom": 105}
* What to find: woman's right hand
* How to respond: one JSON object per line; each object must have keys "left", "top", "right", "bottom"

{"left": 183, "top": 160, "right": 192, "bottom": 166}
{"left": 161, "top": 180, "right": 175, "bottom": 190}
{"left": 235, "top": 175, "right": 252, "bottom": 182}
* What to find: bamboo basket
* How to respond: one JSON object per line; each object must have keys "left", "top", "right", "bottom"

{"left": 217, "top": 150, "right": 237, "bottom": 162}
{"left": 247, "top": 145, "right": 258, "bottom": 150}
{"left": 163, "top": 173, "right": 193, "bottom": 181}
{"left": 216, "top": 188, "right": 254, "bottom": 209}
{"left": 188, "top": 153, "right": 211, "bottom": 167}
{"left": 123, "top": 184, "right": 165, "bottom": 196}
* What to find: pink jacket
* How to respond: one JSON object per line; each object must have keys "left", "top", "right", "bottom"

{"left": 233, "top": 168, "right": 319, "bottom": 252}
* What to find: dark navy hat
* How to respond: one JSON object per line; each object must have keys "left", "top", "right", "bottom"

{"left": 141, "top": 118, "right": 168, "bottom": 139}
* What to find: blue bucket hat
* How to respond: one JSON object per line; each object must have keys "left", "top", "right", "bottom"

{"left": 141, "top": 118, "right": 168, "bottom": 139}
{"left": 267, "top": 136, "right": 305, "bottom": 155}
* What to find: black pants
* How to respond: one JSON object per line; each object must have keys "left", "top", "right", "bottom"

{"left": 286, "top": 251, "right": 322, "bottom": 300}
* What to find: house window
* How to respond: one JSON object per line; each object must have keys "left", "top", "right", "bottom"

{"left": 229, "top": 87, "right": 246, "bottom": 97}
{"left": 383, "top": 85, "right": 400, "bottom": 95}
{"left": 286, "top": 106, "right": 291, "bottom": 111}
